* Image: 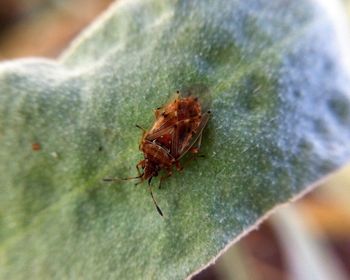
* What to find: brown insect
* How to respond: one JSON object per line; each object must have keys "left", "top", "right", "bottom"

{"left": 32, "top": 142, "right": 41, "bottom": 151}
{"left": 104, "top": 91, "right": 211, "bottom": 216}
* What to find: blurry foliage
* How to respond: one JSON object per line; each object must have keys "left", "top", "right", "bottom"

{"left": 0, "top": 0, "right": 113, "bottom": 59}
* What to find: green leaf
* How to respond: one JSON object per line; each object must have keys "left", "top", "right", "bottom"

{"left": 1, "top": 0, "right": 350, "bottom": 279}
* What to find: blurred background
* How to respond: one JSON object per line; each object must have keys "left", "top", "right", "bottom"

{"left": 1, "top": 1, "right": 350, "bottom": 279}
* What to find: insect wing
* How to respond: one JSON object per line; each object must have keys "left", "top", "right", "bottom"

{"left": 149, "top": 115, "right": 176, "bottom": 135}
{"left": 170, "top": 117, "right": 199, "bottom": 158}
{"left": 148, "top": 106, "right": 178, "bottom": 136}
{"left": 145, "top": 125, "right": 174, "bottom": 142}
{"left": 177, "top": 112, "right": 210, "bottom": 160}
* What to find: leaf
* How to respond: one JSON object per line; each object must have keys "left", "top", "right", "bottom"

{"left": 1, "top": 0, "right": 350, "bottom": 279}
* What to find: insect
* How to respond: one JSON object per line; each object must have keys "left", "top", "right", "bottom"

{"left": 32, "top": 142, "right": 41, "bottom": 151}
{"left": 104, "top": 90, "right": 211, "bottom": 216}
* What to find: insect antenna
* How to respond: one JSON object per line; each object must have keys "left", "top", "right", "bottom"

{"left": 148, "top": 177, "right": 163, "bottom": 217}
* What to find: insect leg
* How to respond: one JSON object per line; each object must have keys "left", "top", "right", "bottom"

{"left": 188, "top": 134, "right": 205, "bottom": 158}
{"left": 136, "top": 161, "right": 143, "bottom": 177}
{"left": 102, "top": 173, "right": 143, "bottom": 182}
{"left": 103, "top": 163, "right": 144, "bottom": 182}
{"left": 148, "top": 178, "right": 163, "bottom": 216}
{"left": 177, "top": 137, "right": 205, "bottom": 171}
{"left": 158, "top": 169, "right": 173, "bottom": 189}
{"left": 135, "top": 124, "right": 146, "bottom": 131}
{"left": 176, "top": 161, "right": 183, "bottom": 172}
{"left": 135, "top": 124, "right": 147, "bottom": 140}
